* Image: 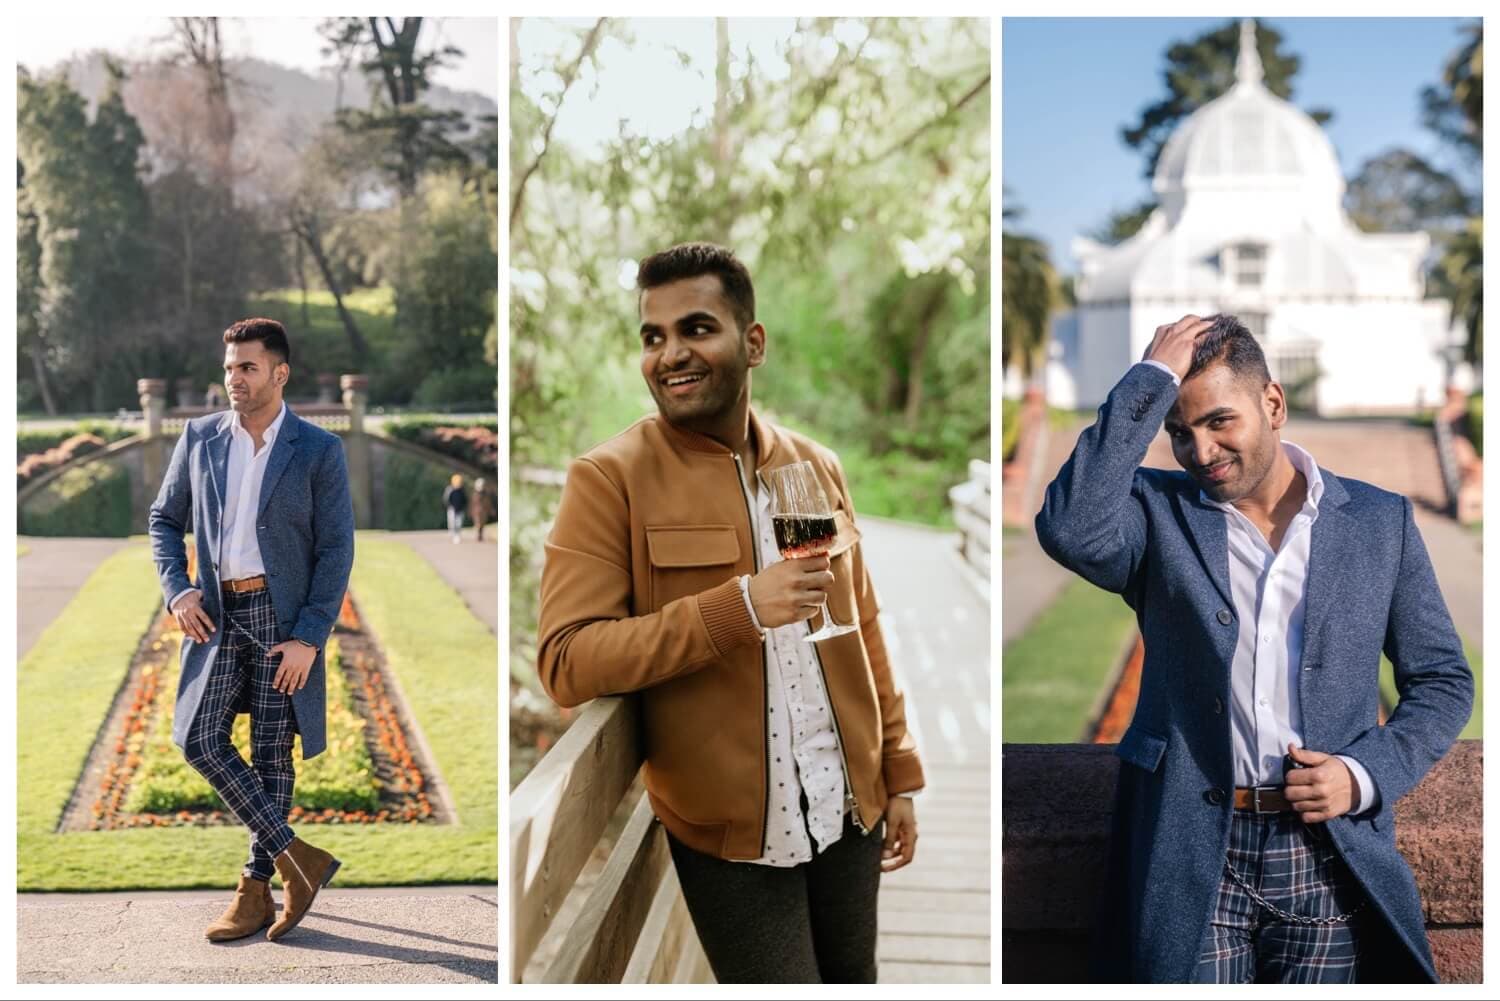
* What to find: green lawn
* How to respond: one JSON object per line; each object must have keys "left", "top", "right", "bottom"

{"left": 18, "top": 533, "right": 496, "bottom": 890}
{"left": 1002, "top": 577, "right": 1138, "bottom": 743}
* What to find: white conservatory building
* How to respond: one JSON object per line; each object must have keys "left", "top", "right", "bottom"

{"left": 1046, "top": 20, "right": 1462, "bottom": 415}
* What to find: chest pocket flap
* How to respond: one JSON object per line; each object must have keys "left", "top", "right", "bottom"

{"left": 647, "top": 524, "right": 741, "bottom": 567}
{"left": 826, "top": 509, "right": 862, "bottom": 557}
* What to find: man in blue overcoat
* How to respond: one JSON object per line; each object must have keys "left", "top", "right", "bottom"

{"left": 149, "top": 318, "right": 355, "bottom": 943}
{"left": 1036, "top": 314, "right": 1473, "bottom": 982}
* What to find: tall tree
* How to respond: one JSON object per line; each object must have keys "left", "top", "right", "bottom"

{"left": 19, "top": 62, "right": 153, "bottom": 412}
{"left": 1344, "top": 148, "right": 1473, "bottom": 235}
{"left": 1001, "top": 200, "right": 1056, "bottom": 381}
{"left": 320, "top": 17, "right": 471, "bottom": 201}
{"left": 17, "top": 160, "right": 58, "bottom": 415}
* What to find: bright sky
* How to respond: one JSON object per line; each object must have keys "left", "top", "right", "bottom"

{"left": 1003, "top": 17, "right": 1478, "bottom": 273}
{"left": 515, "top": 18, "right": 801, "bottom": 157}
{"left": 17, "top": 16, "right": 498, "bottom": 101}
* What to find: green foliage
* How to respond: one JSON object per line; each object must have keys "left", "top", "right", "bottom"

{"left": 18, "top": 63, "right": 154, "bottom": 413}
{"left": 1345, "top": 148, "right": 1474, "bottom": 235}
{"left": 20, "top": 461, "right": 132, "bottom": 537}
{"left": 1002, "top": 398, "right": 1019, "bottom": 461}
{"left": 1089, "top": 197, "right": 1158, "bottom": 246}
{"left": 511, "top": 16, "right": 990, "bottom": 492}
{"left": 248, "top": 286, "right": 397, "bottom": 388}
{"left": 1467, "top": 393, "right": 1483, "bottom": 457}
{"left": 18, "top": 422, "right": 134, "bottom": 457}
{"left": 383, "top": 417, "right": 499, "bottom": 474}
{"left": 124, "top": 637, "right": 379, "bottom": 814}
{"left": 384, "top": 452, "right": 457, "bottom": 530}
{"left": 1002, "top": 227, "right": 1056, "bottom": 379}
{"left": 391, "top": 173, "right": 498, "bottom": 405}
{"left": 1002, "top": 577, "right": 1140, "bottom": 743}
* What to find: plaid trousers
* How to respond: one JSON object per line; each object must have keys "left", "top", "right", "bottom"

{"left": 181, "top": 587, "right": 298, "bottom": 881}
{"left": 1192, "top": 810, "right": 1370, "bottom": 983}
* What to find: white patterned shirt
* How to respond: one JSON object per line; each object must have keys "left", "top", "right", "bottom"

{"left": 735, "top": 473, "right": 848, "bottom": 866}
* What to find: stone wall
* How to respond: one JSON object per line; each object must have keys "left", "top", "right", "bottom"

{"left": 1002, "top": 741, "right": 1481, "bottom": 983}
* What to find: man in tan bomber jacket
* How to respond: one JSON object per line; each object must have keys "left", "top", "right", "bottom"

{"left": 537, "top": 242, "right": 923, "bottom": 983}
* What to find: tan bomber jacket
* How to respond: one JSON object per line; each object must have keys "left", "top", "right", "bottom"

{"left": 537, "top": 408, "right": 925, "bottom": 860}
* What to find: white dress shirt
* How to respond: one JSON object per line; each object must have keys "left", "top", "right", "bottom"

{"left": 169, "top": 403, "right": 287, "bottom": 612}
{"left": 734, "top": 473, "right": 849, "bottom": 867}
{"left": 1140, "top": 361, "right": 1378, "bottom": 812}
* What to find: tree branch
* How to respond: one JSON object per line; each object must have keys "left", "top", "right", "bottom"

{"left": 509, "top": 18, "right": 606, "bottom": 228}
{"left": 869, "top": 71, "right": 989, "bottom": 164}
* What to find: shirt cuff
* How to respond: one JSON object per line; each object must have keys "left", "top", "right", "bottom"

{"left": 168, "top": 587, "right": 201, "bottom": 613}
{"left": 1139, "top": 359, "right": 1181, "bottom": 385}
{"left": 1335, "top": 754, "right": 1380, "bottom": 815}
{"left": 738, "top": 574, "right": 768, "bottom": 635}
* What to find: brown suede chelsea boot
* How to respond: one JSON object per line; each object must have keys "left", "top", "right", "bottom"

{"left": 205, "top": 874, "right": 275, "bottom": 942}
{"left": 267, "top": 837, "right": 341, "bottom": 941}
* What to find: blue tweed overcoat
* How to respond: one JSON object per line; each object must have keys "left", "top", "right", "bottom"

{"left": 1035, "top": 364, "right": 1473, "bottom": 983}
{"left": 148, "top": 407, "right": 356, "bottom": 759}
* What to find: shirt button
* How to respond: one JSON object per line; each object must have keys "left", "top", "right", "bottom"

{"left": 1258, "top": 698, "right": 1269, "bottom": 707}
{"left": 1217, "top": 609, "right": 1232, "bottom": 625}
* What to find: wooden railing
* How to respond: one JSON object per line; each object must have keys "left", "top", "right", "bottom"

{"left": 949, "top": 458, "right": 991, "bottom": 578}
{"left": 509, "top": 697, "right": 712, "bottom": 983}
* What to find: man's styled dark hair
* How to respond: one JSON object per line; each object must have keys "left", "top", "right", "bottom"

{"left": 636, "top": 242, "right": 756, "bottom": 332}
{"left": 1186, "top": 314, "right": 1271, "bottom": 388}
{"left": 223, "top": 317, "right": 291, "bottom": 366}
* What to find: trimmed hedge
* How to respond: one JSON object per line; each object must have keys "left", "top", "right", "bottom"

{"left": 384, "top": 417, "right": 498, "bottom": 475}
{"left": 385, "top": 452, "right": 461, "bottom": 531}
{"left": 21, "top": 461, "right": 132, "bottom": 537}
{"left": 19, "top": 421, "right": 134, "bottom": 459}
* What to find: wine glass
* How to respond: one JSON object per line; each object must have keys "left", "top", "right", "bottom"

{"left": 765, "top": 460, "right": 858, "bottom": 642}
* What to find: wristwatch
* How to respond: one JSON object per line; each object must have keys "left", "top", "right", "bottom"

{"left": 290, "top": 638, "right": 317, "bottom": 651}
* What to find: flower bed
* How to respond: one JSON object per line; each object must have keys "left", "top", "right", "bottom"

{"left": 86, "top": 592, "right": 436, "bottom": 829}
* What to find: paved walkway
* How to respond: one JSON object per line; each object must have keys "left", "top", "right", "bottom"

{"left": 18, "top": 537, "right": 137, "bottom": 659}
{"left": 860, "top": 517, "right": 990, "bottom": 984}
{"left": 391, "top": 530, "right": 498, "bottom": 635}
{"left": 17, "top": 886, "right": 497, "bottom": 983}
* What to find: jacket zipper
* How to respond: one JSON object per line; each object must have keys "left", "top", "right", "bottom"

{"left": 741, "top": 454, "right": 867, "bottom": 839}
{"left": 732, "top": 453, "right": 771, "bottom": 855}
{"left": 809, "top": 637, "right": 867, "bottom": 834}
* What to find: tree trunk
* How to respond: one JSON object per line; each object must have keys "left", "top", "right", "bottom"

{"left": 29, "top": 339, "right": 58, "bottom": 416}
{"left": 294, "top": 214, "right": 370, "bottom": 369}
{"left": 903, "top": 279, "right": 949, "bottom": 430}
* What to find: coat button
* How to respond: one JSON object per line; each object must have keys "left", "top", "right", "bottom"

{"left": 1213, "top": 697, "right": 1224, "bottom": 715}
{"left": 1206, "top": 788, "right": 1225, "bottom": 805}
{"left": 1217, "top": 609, "right": 1233, "bottom": 625}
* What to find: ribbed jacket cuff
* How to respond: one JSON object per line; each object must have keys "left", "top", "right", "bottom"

{"left": 883, "top": 749, "right": 926, "bottom": 796}
{"left": 698, "top": 577, "right": 764, "bottom": 655}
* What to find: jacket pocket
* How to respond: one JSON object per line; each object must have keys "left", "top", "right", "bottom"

{"left": 1115, "top": 725, "right": 1168, "bottom": 773}
{"left": 646, "top": 524, "right": 741, "bottom": 610}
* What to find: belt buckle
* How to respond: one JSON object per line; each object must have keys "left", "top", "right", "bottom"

{"left": 1252, "top": 787, "right": 1266, "bottom": 813}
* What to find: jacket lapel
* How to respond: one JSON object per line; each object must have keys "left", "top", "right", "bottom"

{"left": 1178, "top": 490, "right": 1235, "bottom": 614}
{"left": 1298, "top": 467, "right": 1350, "bottom": 675}
{"left": 257, "top": 408, "right": 302, "bottom": 520}
{"left": 205, "top": 414, "right": 234, "bottom": 558}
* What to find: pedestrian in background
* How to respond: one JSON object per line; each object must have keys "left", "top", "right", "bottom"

{"left": 443, "top": 473, "right": 467, "bottom": 544}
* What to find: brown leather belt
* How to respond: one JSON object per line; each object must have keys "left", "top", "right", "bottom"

{"left": 1234, "top": 786, "right": 1294, "bottom": 813}
{"left": 222, "top": 575, "right": 268, "bottom": 594}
